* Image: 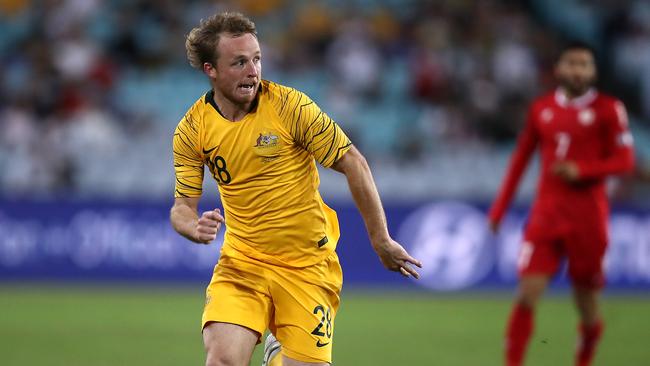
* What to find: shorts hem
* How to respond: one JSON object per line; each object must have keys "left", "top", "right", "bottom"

{"left": 569, "top": 278, "right": 606, "bottom": 290}
{"left": 282, "top": 346, "right": 330, "bottom": 364}
{"left": 201, "top": 319, "right": 265, "bottom": 342}
{"left": 518, "top": 269, "right": 557, "bottom": 278}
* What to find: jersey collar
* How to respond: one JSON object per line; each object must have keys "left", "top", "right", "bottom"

{"left": 204, "top": 85, "right": 263, "bottom": 120}
{"left": 204, "top": 89, "right": 224, "bottom": 116}
{"left": 554, "top": 87, "right": 598, "bottom": 109}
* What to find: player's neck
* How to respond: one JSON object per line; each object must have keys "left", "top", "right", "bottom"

{"left": 556, "top": 87, "right": 597, "bottom": 108}
{"left": 211, "top": 89, "right": 256, "bottom": 122}
{"left": 559, "top": 85, "right": 593, "bottom": 99}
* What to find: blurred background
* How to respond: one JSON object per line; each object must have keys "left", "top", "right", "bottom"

{"left": 1, "top": 0, "right": 649, "bottom": 365}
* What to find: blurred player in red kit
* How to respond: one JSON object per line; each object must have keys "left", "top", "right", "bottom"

{"left": 489, "top": 42, "right": 635, "bottom": 366}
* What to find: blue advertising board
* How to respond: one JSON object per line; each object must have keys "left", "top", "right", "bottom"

{"left": 1, "top": 199, "right": 649, "bottom": 291}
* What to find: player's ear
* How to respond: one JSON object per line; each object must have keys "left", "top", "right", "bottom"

{"left": 203, "top": 62, "right": 217, "bottom": 78}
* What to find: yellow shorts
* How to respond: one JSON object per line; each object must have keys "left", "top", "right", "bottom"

{"left": 202, "top": 248, "right": 343, "bottom": 364}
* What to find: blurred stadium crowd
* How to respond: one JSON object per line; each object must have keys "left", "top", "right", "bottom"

{"left": 1, "top": 0, "right": 649, "bottom": 201}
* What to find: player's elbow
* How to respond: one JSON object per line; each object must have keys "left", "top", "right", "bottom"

{"left": 169, "top": 197, "right": 201, "bottom": 241}
{"left": 628, "top": 153, "right": 636, "bottom": 172}
{"left": 622, "top": 152, "right": 636, "bottom": 175}
{"left": 169, "top": 204, "right": 184, "bottom": 234}
{"left": 348, "top": 146, "right": 370, "bottom": 170}
{"left": 333, "top": 146, "right": 370, "bottom": 176}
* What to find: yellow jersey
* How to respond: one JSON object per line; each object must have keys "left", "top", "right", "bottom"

{"left": 173, "top": 80, "right": 352, "bottom": 267}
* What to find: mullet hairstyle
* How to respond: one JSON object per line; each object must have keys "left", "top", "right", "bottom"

{"left": 185, "top": 12, "right": 257, "bottom": 69}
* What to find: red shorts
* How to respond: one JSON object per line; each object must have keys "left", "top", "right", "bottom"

{"left": 519, "top": 211, "right": 608, "bottom": 289}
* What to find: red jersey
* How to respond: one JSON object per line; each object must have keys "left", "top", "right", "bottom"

{"left": 489, "top": 88, "right": 635, "bottom": 227}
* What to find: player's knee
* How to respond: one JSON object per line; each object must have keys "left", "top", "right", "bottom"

{"left": 516, "top": 276, "right": 549, "bottom": 307}
{"left": 515, "top": 295, "right": 537, "bottom": 309}
{"left": 515, "top": 289, "right": 543, "bottom": 308}
{"left": 205, "top": 349, "right": 243, "bottom": 366}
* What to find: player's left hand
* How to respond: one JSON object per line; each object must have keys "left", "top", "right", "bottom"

{"left": 552, "top": 160, "right": 580, "bottom": 182}
{"left": 371, "top": 238, "right": 422, "bottom": 279}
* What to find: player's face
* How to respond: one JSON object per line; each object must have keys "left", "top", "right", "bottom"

{"left": 210, "top": 33, "right": 262, "bottom": 106}
{"left": 555, "top": 49, "right": 596, "bottom": 97}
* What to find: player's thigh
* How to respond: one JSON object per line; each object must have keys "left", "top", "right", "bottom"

{"left": 270, "top": 252, "right": 343, "bottom": 364}
{"left": 516, "top": 275, "right": 551, "bottom": 306}
{"left": 572, "top": 286, "right": 601, "bottom": 313}
{"left": 566, "top": 229, "right": 608, "bottom": 289}
{"left": 518, "top": 232, "right": 562, "bottom": 277}
{"left": 203, "top": 322, "right": 259, "bottom": 366}
{"left": 202, "top": 254, "right": 273, "bottom": 338}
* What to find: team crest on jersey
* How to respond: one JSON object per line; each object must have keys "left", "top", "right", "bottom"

{"left": 540, "top": 108, "right": 554, "bottom": 123}
{"left": 578, "top": 108, "right": 595, "bottom": 126}
{"left": 253, "top": 131, "right": 281, "bottom": 161}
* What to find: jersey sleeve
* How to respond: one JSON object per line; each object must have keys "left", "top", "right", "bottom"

{"left": 576, "top": 100, "right": 635, "bottom": 179}
{"left": 173, "top": 112, "right": 204, "bottom": 197}
{"left": 273, "top": 87, "right": 352, "bottom": 167}
{"left": 488, "top": 105, "right": 539, "bottom": 225}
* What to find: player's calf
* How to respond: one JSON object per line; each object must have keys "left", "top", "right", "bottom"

{"left": 505, "top": 275, "right": 550, "bottom": 366}
{"left": 575, "top": 320, "right": 603, "bottom": 366}
{"left": 572, "top": 286, "right": 604, "bottom": 366}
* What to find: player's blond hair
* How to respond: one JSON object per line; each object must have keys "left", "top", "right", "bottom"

{"left": 185, "top": 12, "right": 257, "bottom": 69}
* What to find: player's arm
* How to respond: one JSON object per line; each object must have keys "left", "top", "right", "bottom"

{"left": 274, "top": 87, "right": 421, "bottom": 277}
{"left": 170, "top": 197, "right": 224, "bottom": 244}
{"left": 331, "top": 146, "right": 422, "bottom": 278}
{"left": 488, "top": 106, "right": 539, "bottom": 232}
{"left": 569, "top": 101, "right": 635, "bottom": 180}
{"left": 171, "top": 111, "right": 224, "bottom": 244}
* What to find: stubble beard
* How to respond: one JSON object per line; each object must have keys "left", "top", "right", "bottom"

{"left": 561, "top": 77, "right": 592, "bottom": 98}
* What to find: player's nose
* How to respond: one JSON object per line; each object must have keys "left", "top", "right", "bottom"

{"left": 245, "top": 60, "right": 259, "bottom": 77}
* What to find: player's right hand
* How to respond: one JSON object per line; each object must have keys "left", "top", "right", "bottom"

{"left": 195, "top": 208, "right": 225, "bottom": 244}
{"left": 372, "top": 237, "right": 422, "bottom": 279}
{"left": 552, "top": 160, "right": 580, "bottom": 182}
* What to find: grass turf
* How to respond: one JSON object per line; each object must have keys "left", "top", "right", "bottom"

{"left": 0, "top": 284, "right": 648, "bottom": 365}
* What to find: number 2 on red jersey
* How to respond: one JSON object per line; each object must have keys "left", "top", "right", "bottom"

{"left": 554, "top": 132, "right": 571, "bottom": 159}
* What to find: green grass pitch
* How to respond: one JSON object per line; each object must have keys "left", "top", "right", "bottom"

{"left": 0, "top": 284, "right": 648, "bottom": 365}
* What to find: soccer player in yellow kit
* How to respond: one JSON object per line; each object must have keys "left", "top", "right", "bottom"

{"left": 170, "top": 12, "right": 422, "bottom": 366}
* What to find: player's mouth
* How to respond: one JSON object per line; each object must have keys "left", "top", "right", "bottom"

{"left": 237, "top": 82, "right": 257, "bottom": 94}
{"left": 568, "top": 79, "right": 589, "bottom": 94}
